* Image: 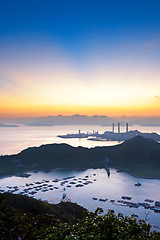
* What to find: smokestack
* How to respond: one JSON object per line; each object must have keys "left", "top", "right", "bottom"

{"left": 112, "top": 123, "right": 114, "bottom": 133}
{"left": 118, "top": 123, "right": 120, "bottom": 133}
{"left": 126, "top": 123, "right": 128, "bottom": 133}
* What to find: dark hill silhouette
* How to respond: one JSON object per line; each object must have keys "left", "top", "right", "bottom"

{"left": 102, "top": 130, "right": 160, "bottom": 141}
{"left": 106, "top": 136, "right": 160, "bottom": 163}
{"left": 0, "top": 193, "right": 86, "bottom": 222}
{"left": 17, "top": 143, "right": 91, "bottom": 168}
{"left": 0, "top": 136, "right": 160, "bottom": 178}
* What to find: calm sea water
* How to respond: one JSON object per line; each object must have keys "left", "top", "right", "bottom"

{"left": 0, "top": 124, "right": 160, "bottom": 155}
{"left": 0, "top": 168, "right": 160, "bottom": 230}
{"left": 0, "top": 125, "right": 160, "bottom": 229}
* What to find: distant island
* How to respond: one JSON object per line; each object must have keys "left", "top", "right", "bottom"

{"left": 27, "top": 114, "right": 112, "bottom": 126}
{"left": 1, "top": 115, "right": 160, "bottom": 126}
{"left": 0, "top": 123, "right": 19, "bottom": 127}
{"left": 0, "top": 136, "right": 160, "bottom": 178}
{"left": 90, "top": 130, "right": 160, "bottom": 141}
{"left": 58, "top": 124, "right": 160, "bottom": 142}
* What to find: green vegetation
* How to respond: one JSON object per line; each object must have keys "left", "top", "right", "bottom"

{"left": 0, "top": 194, "right": 160, "bottom": 239}
{"left": 0, "top": 193, "right": 86, "bottom": 223}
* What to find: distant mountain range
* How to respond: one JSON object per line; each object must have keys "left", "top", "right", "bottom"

{"left": 1, "top": 115, "right": 160, "bottom": 126}
{"left": 0, "top": 123, "right": 19, "bottom": 127}
{"left": 1, "top": 136, "right": 160, "bottom": 178}
{"left": 27, "top": 114, "right": 112, "bottom": 126}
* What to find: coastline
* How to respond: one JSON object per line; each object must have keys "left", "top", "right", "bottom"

{"left": 1, "top": 166, "right": 160, "bottom": 180}
{"left": 113, "top": 166, "right": 160, "bottom": 180}
{"left": 1, "top": 136, "right": 160, "bottom": 180}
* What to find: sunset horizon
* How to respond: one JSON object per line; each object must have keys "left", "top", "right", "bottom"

{"left": 1, "top": 2, "right": 160, "bottom": 236}
{"left": 0, "top": 1, "right": 160, "bottom": 119}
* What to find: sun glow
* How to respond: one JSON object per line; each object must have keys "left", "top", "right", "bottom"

{"left": 0, "top": 39, "right": 160, "bottom": 118}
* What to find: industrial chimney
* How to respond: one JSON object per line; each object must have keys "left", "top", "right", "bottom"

{"left": 112, "top": 123, "right": 114, "bottom": 133}
{"left": 126, "top": 123, "right": 128, "bottom": 133}
{"left": 118, "top": 123, "right": 120, "bottom": 134}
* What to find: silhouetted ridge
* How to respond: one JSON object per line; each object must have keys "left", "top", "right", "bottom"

{"left": 19, "top": 143, "right": 76, "bottom": 155}
{"left": 1, "top": 136, "right": 160, "bottom": 178}
{"left": 119, "top": 135, "right": 159, "bottom": 152}
{"left": 122, "top": 135, "right": 159, "bottom": 146}
{"left": 17, "top": 143, "right": 90, "bottom": 168}
{"left": 111, "top": 136, "right": 160, "bottom": 161}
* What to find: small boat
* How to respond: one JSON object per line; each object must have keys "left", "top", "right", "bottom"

{"left": 155, "top": 201, "right": 160, "bottom": 207}
{"left": 117, "top": 200, "right": 123, "bottom": 203}
{"left": 92, "top": 197, "right": 97, "bottom": 200}
{"left": 154, "top": 208, "right": 160, "bottom": 213}
{"left": 135, "top": 183, "right": 141, "bottom": 186}
{"left": 99, "top": 198, "right": 108, "bottom": 202}
{"left": 144, "top": 199, "right": 154, "bottom": 203}
{"left": 121, "top": 196, "right": 132, "bottom": 200}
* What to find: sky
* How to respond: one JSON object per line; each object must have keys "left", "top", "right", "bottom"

{"left": 0, "top": 0, "right": 160, "bottom": 118}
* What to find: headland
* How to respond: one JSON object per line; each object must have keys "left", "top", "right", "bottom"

{"left": 0, "top": 136, "right": 160, "bottom": 179}
{"left": 57, "top": 123, "right": 160, "bottom": 142}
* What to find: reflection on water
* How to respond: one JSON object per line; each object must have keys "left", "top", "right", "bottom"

{"left": 0, "top": 168, "right": 160, "bottom": 230}
{"left": 0, "top": 125, "right": 120, "bottom": 155}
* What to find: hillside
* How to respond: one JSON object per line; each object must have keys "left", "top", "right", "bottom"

{"left": 0, "top": 136, "right": 160, "bottom": 178}
{"left": 106, "top": 136, "right": 160, "bottom": 162}
{"left": 1, "top": 193, "right": 160, "bottom": 239}
{"left": 102, "top": 130, "right": 160, "bottom": 141}
{"left": 105, "top": 136, "right": 160, "bottom": 177}
{"left": 0, "top": 193, "right": 86, "bottom": 222}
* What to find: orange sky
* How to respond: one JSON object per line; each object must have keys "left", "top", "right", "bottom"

{"left": 0, "top": 40, "right": 160, "bottom": 118}
{"left": 0, "top": 101, "right": 159, "bottom": 118}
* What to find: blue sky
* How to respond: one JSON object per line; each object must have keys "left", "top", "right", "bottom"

{"left": 0, "top": 0, "right": 160, "bottom": 117}
{"left": 1, "top": 0, "right": 160, "bottom": 45}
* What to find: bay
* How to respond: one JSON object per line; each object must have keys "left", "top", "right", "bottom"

{"left": 0, "top": 124, "right": 160, "bottom": 230}
{"left": 0, "top": 168, "right": 160, "bottom": 230}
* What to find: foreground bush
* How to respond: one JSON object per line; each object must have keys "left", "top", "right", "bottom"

{"left": 1, "top": 199, "right": 160, "bottom": 239}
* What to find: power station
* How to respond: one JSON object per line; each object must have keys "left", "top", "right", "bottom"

{"left": 112, "top": 122, "right": 129, "bottom": 133}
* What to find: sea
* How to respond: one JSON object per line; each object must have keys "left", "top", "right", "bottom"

{"left": 0, "top": 125, "right": 160, "bottom": 230}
